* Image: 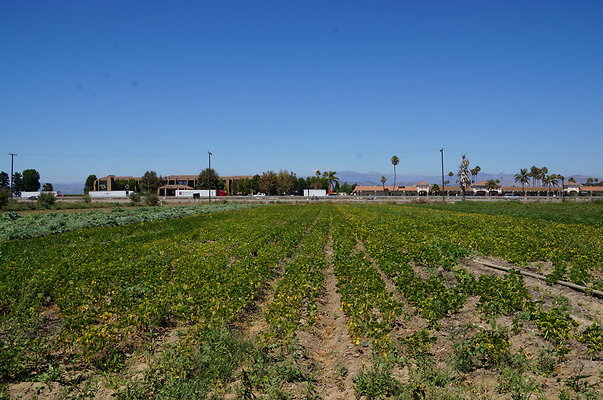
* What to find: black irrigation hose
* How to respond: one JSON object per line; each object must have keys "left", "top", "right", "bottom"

{"left": 472, "top": 259, "right": 603, "bottom": 299}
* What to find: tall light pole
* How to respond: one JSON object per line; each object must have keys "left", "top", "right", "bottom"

{"left": 9, "top": 153, "right": 17, "bottom": 197}
{"left": 440, "top": 148, "right": 445, "bottom": 201}
{"left": 208, "top": 151, "right": 212, "bottom": 203}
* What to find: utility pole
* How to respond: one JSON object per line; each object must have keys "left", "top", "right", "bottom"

{"left": 440, "top": 148, "right": 445, "bottom": 201}
{"left": 9, "top": 153, "right": 17, "bottom": 197}
{"left": 208, "top": 151, "right": 212, "bottom": 203}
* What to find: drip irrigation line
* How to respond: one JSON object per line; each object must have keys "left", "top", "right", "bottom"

{"left": 472, "top": 259, "right": 603, "bottom": 299}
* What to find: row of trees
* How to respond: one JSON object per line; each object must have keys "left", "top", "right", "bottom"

{"left": 0, "top": 169, "right": 53, "bottom": 196}
{"left": 514, "top": 166, "right": 569, "bottom": 196}
{"left": 83, "top": 169, "right": 354, "bottom": 196}
{"left": 231, "top": 170, "right": 354, "bottom": 196}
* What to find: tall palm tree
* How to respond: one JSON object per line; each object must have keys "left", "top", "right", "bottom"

{"left": 470, "top": 167, "right": 478, "bottom": 183}
{"left": 558, "top": 175, "right": 565, "bottom": 197}
{"left": 391, "top": 155, "right": 399, "bottom": 192}
{"left": 474, "top": 165, "right": 481, "bottom": 183}
{"left": 542, "top": 174, "right": 559, "bottom": 197}
{"left": 514, "top": 168, "right": 530, "bottom": 197}
{"left": 326, "top": 171, "right": 339, "bottom": 192}
{"left": 530, "top": 165, "right": 540, "bottom": 187}
{"left": 380, "top": 175, "right": 387, "bottom": 192}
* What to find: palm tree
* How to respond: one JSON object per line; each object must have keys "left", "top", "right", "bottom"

{"left": 530, "top": 165, "right": 540, "bottom": 186}
{"left": 514, "top": 168, "right": 530, "bottom": 197}
{"left": 326, "top": 171, "right": 339, "bottom": 192}
{"left": 470, "top": 167, "right": 477, "bottom": 183}
{"left": 558, "top": 175, "right": 565, "bottom": 197}
{"left": 485, "top": 179, "right": 499, "bottom": 195}
{"left": 380, "top": 176, "right": 387, "bottom": 192}
{"left": 474, "top": 165, "right": 481, "bottom": 183}
{"left": 391, "top": 155, "right": 399, "bottom": 192}
{"left": 542, "top": 174, "right": 559, "bottom": 196}
{"left": 568, "top": 177, "right": 576, "bottom": 183}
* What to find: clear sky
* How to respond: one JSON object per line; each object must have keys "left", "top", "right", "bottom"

{"left": 1, "top": 0, "right": 602, "bottom": 184}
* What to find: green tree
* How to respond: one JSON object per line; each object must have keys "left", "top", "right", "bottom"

{"left": 144, "top": 193, "right": 160, "bottom": 206}
{"left": 37, "top": 192, "right": 56, "bottom": 208}
{"left": 113, "top": 179, "right": 129, "bottom": 190}
{"left": 195, "top": 169, "right": 224, "bottom": 190}
{"left": 0, "top": 187, "right": 9, "bottom": 209}
{"left": 42, "top": 183, "right": 54, "bottom": 191}
{"left": 431, "top": 183, "right": 440, "bottom": 195}
{"left": 233, "top": 178, "right": 252, "bottom": 195}
{"left": 295, "top": 177, "right": 307, "bottom": 195}
{"left": 514, "top": 168, "right": 530, "bottom": 197}
{"left": 259, "top": 171, "right": 278, "bottom": 195}
{"left": 141, "top": 171, "right": 162, "bottom": 194}
{"left": 0, "top": 171, "right": 9, "bottom": 188}
{"left": 84, "top": 174, "right": 97, "bottom": 193}
{"left": 23, "top": 169, "right": 41, "bottom": 191}
{"left": 380, "top": 175, "right": 387, "bottom": 191}
{"left": 11, "top": 172, "right": 24, "bottom": 196}
{"left": 391, "top": 155, "right": 400, "bottom": 191}
{"left": 276, "top": 170, "right": 296, "bottom": 195}
{"left": 251, "top": 174, "right": 261, "bottom": 194}
{"left": 339, "top": 182, "right": 356, "bottom": 195}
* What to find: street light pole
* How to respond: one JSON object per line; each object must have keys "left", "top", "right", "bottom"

{"left": 440, "top": 148, "right": 445, "bottom": 201}
{"left": 208, "top": 151, "right": 212, "bottom": 203}
{"left": 9, "top": 153, "right": 17, "bottom": 197}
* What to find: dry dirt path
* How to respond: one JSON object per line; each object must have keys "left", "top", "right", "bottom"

{"left": 297, "top": 230, "right": 369, "bottom": 399}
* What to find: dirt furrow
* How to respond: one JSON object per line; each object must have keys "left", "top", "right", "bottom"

{"left": 298, "top": 228, "right": 368, "bottom": 399}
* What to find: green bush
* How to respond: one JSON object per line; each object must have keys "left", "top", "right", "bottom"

{"left": 82, "top": 193, "right": 91, "bottom": 203}
{"left": 129, "top": 192, "right": 142, "bottom": 205}
{"left": 37, "top": 192, "right": 56, "bottom": 208}
{"left": 143, "top": 193, "right": 159, "bottom": 206}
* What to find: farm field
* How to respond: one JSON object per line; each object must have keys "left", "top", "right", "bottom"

{"left": 1, "top": 203, "right": 603, "bottom": 399}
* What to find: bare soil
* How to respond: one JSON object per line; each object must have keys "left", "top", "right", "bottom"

{"left": 297, "top": 231, "right": 369, "bottom": 399}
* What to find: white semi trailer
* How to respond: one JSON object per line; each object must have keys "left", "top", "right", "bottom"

{"left": 89, "top": 190, "right": 130, "bottom": 199}
{"left": 175, "top": 190, "right": 217, "bottom": 198}
{"left": 304, "top": 189, "right": 327, "bottom": 197}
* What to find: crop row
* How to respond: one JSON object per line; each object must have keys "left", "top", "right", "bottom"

{"left": 331, "top": 209, "right": 401, "bottom": 348}
{"left": 354, "top": 204, "right": 603, "bottom": 287}
{"left": 0, "top": 205, "right": 316, "bottom": 381}
{"left": 0, "top": 203, "right": 255, "bottom": 241}
{"left": 337, "top": 205, "right": 603, "bottom": 352}
{"left": 264, "top": 208, "right": 329, "bottom": 343}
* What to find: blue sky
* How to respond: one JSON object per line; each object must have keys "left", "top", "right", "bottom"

{"left": 1, "top": 0, "right": 602, "bottom": 184}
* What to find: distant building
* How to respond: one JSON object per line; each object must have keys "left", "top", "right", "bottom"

{"left": 94, "top": 174, "right": 253, "bottom": 196}
{"left": 353, "top": 183, "right": 433, "bottom": 196}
